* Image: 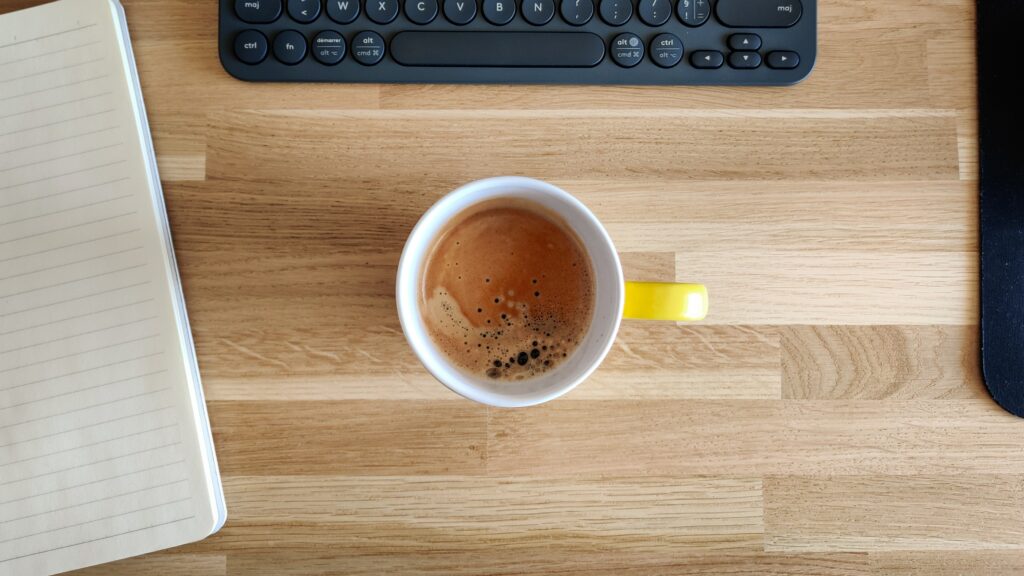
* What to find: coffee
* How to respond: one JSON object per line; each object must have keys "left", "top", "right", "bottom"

{"left": 420, "top": 198, "right": 595, "bottom": 380}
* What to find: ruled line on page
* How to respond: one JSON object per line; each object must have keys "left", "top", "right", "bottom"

{"left": 0, "top": 57, "right": 104, "bottom": 86}
{"left": 0, "top": 333, "right": 159, "bottom": 375}
{"left": 0, "top": 385, "right": 168, "bottom": 430}
{"left": 0, "top": 108, "right": 115, "bottom": 139}
{"left": 1, "top": 515, "right": 197, "bottom": 563}
{"left": 0, "top": 141, "right": 123, "bottom": 175}
{"left": 0, "top": 158, "right": 126, "bottom": 191}
{"left": 0, "top": 210, "right": 134, "bottom": 246}
{"left": 0, "top": 403, "right": 171, "bottom": 446}
{"left": 0, "top": 175, "right": 128, "bottom": 209}
{"left": 0, "top": 297, "right": 153, "bottom": 336}
{"left": 0, "top": 423, "right": 178, "bottom": 469}
{"left": 0, "top": 245, "right": 144, "bottom": 282}
{"left": 0, "top": 268, "right": 147, "bottom": 309}
{"left": 0, "top": 23, "right": 96, "bottom": 51}
{"left": 0, "top": 91, "right": 113, "bottom": 121}
{"left": 0, "top": 228, "right": 138, "bottom": 266}
{"left": 0, "top": 315, "right": 157, "bottom": 355}
{"left": 0, "top": 478, "right": 189, "bottom": 525}
{"left": 0, "top": 496, "right": 192, "bottom": 546}
{"left": 0, "top": 351, "right": 163, "bottom": 394}
{"left": 0, "top": 76, "right": 109, "bottom": 105}
{"left": 0, "top": 439, "right": 180, "bottom": 488}
{"left": 0, "top": 39, "right": 102, "bottom": 67}
{"left": 0, "top": 193, "right": 132, "bottom": 228}
{"left": 0, "top": 280, "right": 150, "bottom": 319}
{"left": 0, "top": 459, "right": 186, "bottom": 506}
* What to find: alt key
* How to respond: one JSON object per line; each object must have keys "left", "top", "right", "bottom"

{"left": 352, "top": 31, "right": 386, "bottom": 65}
{"left": 313, "top": 30, "right": 346, "bottom": 64}
{"left": 610, "top": 33, "right": 644, "bottom": 67}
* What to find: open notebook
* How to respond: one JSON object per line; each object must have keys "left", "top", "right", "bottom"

{"left": 0, "top": 0, "right": 226, "bottom": 574}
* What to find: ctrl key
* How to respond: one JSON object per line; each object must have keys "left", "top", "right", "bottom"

{"left": 234, "top": 29, "right": 269, "bottom": 64}
{"left": 649, "top": 33, "right": 683, "bottom": 68}
{"left": 352, "top": 31, "right": 386, "bottom": 65}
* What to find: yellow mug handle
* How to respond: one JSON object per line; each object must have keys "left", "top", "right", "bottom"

{"left": 623, "top": 281, "right": 708, "bottom": 321}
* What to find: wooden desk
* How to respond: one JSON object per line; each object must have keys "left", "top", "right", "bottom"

{"left": 4, "top": 0, "right": 1019, "bottom": 573}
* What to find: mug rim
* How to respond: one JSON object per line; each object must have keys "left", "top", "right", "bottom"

{"left": 396, "top": 176, "right": 625, "bottom": 407}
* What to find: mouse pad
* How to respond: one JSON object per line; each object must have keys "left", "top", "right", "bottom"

{"left": 978, "top": 0, "right": 1024, "bottom": 417}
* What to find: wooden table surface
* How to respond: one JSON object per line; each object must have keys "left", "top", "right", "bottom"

{"left": 6, "top": 0, "right": 1021, "bottom": 573}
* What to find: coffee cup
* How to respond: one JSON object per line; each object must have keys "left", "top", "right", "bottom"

{"left": 397, "top": 177, "right": 708, "bottom": 407}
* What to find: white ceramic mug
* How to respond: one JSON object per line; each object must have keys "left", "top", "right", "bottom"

{"left": 396, "top": 177, "right": 708, "bottom": 407}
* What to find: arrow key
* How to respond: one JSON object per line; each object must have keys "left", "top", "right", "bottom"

{"left": 728, "top": 50, "right": 761, "bottom": 69}
{"left": 288, "top": 0, "right": 321, "bottom": 22}
{"left": 727, "top": 33, "right": 761, "bottom": 51}
{"left": 690, "top": 50, "right": 723, "bottom": 69}
{"left": 767, "top": 50, "right": 799, "bottom": 69}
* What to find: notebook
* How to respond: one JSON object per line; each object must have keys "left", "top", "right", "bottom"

{"left": 0, "top": 0, "right": 226, "bottom": 574}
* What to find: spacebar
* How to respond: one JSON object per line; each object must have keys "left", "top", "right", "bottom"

{"left": 390, "top": 32, "right": 606, "bottom": 67}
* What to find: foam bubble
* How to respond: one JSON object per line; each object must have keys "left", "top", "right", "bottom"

{"left": 419, "top": 200, "right": 596, "bottom": 382}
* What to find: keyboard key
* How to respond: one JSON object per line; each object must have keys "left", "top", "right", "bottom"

{"left": 367, "top": 0, "right": 400, "bottom": 23}
{"left": 234, "top": 29, "right": 269, "bottom": 64}
{"left": 391, "top": 31, "right": 604, "bottom": 66}
{"left": 445, "top": 0, "right": 477, "bottom": 24}
{"left": 728, "top": 50, "right": 761, "bottom": 68}
{"left": 610, "top": 32, "right": 643, "bottom": 67}
{"left": 522, "top": 0, "right": 555, "bottom": 24}
{"left": 352, "top": 31, "right": 386, "bottom": 65}
{"left": 407, "top": 0, "right": 439, "bottom": 23}
{"left": 287, "top": 0, "right": 321, "bottom": 22}
{"left": 767, "top": 50, "right": 799, "bottom": 68}
{"left": 313, "top": 30, "right": 346, "bottom": 64}
{"left": 649, "top": 32, "right": 682, "bottom": 67}
{"left": 690, "top": 49, "right": 723, "bottom": 68}
{"left": 728, "top": 33, "right": 760, "bottom": 51}
{"left": 235, "top": 0, "right": 282, "bottom": 23}
{"left": 599, "top": 0, "right": 631, "bottom": 25}
{"left": 273, "top": 30, "right": 307, "bottom": 64}
{"left": 638, "top": 0, "right": 670, "bottom": 26}
{"left": 560, "top": 0, "right": 594, "bottom": 25}
{"left": 676, "top": 0, "right": 709, "bottom": 26}
{"left": 326, "top": 0, "right": 360, "bottom": 23}
{"left": 716, "top": 0, "right": 801, "bottom": 27}
{"left": 483, "top": 0, "right": 515, "bottom": 24}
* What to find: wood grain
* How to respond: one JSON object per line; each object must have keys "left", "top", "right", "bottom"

{"left": 487, "top": 400, "right": 1023, "bottom": 476}
{"left": 765, "top": 476, "right": 1024, "bottom": 551}
{"left": 0, "top": 0, "right": 1013, "bottom": 572}
{"left": 870, "top": 552, "right": 1024, "bottom": 576}
{"left": 223, "top": 551, "right": 871, "bottom": 576}
{"left": 221, "top": 475, "right": 764, "bottom": 550}
{"left": 781, "top": 326, "right": 983, "bottom": 399}
{"left": 210, "top": 401, "right": 488, "bottom": 475}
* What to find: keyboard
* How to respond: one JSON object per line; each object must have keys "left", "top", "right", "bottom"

{"left": 219, "top": 0, "right": 815, "bottom": 85}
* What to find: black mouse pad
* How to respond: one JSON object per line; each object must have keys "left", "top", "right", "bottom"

{"left": 978, "top": 0, "right": 1024, "bottom": 417}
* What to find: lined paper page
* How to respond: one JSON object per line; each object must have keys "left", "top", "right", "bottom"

{"left": 0, "top": 1, "right": 222, "bottom": 574}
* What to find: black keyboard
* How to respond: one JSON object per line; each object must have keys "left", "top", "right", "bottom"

{"left": 219, "top": 0, "right": 815, "bottom": 85}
